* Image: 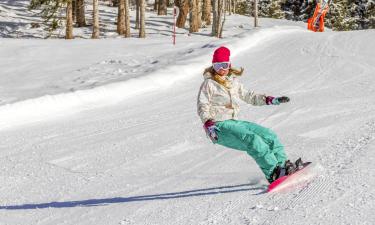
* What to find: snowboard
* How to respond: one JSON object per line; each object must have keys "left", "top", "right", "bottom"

{"left": 267, "top": 162, "right": 312, "bottom": 193}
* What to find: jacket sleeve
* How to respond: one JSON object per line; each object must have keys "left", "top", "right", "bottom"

{"left": 197, "top": 80, "right": 213, "bottom": 123}
{"left": 237, "top": 82, "right": 267, "bottom": 106}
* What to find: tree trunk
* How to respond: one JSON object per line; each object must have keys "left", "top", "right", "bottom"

{"left": 228, "top": 0, "right": 232, "bottom": 15}
{"left": 202, "top": 0, "right": 211, "bottom": 25}
{"left": 117, "top": 0, "right": 125, "bottom": 34}
{"left": 136, "top": 0, "right": 140, "bottom": 29}
{"left": 154, "top": 0, "right": 158, "bottom": 11}
{"left": 189, "top": 0, "right": 199, "bottom": 32}
{"left": 124, "top": 0, "right": 131, "bottom": 37}
{"left": 158, "top": 0, "right": 167, "bottom": 15}
{"left": 216, "top": 0, "right": 223, "bottom": 37}
{"left": 212, "top": 0, "right": 224, "bottom": 37}
{"left": 218, "top": 0, "right": 225, "bottom": 38}
{"left": 72, "top": 0, "right": 77, "bottom": 23}
{"left": 76, "top": 0, "right": 86, "bottom": 27}
{"left": 66, "top": 0, "right": 74, "bottom": 39}
{"left": 176, "top": 0, "right": 189, "bottom": 28}
{"left": 112, "top": 0, "right": 119, "bottom": 7}
{"left": 212, "top": 0, "right": 217, "bottom": 36}
{"left": 254, "top": 0, "right": 258, "bottom": 27}
{"left": 139, "top": 0, "right": 146, "bottom": 38}
{"left": 92, "top": 0, "right": 99, "bottom": 38}
{"left": 197, "top": 0, "right": 202, "bottom": 28}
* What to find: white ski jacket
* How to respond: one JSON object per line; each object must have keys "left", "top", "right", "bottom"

{"left": 197, "top": 71, "right": 268, "bottom": 123}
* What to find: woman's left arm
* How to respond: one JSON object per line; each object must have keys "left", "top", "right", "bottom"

{"left": 237, "top": 83, "right": 268, "bottom": 106}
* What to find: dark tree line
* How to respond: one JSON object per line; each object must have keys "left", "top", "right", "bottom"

{"left": 28, "top": 0, "right": 374, "bottom": 39}
{"left": 237, "top": 0, "right": 374, "bottom": 30}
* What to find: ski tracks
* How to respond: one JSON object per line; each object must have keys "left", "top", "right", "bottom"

{"left": 252, "top": 120, "right": 375, "bottom": 225}
{"left": 199, "top": 120, "right": 375, "bottom": 225}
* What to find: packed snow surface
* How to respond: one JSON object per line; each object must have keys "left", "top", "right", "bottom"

{"left": 1, "top": 1, "right": 375, "bottom": 225}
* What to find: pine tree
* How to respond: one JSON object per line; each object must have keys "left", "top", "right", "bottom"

{"left": 259, "top": 0, "right": 284, "bottom": 19}
{"left": 281, "top": 0, "right": 306, "bottom": 20}
{"left": 327, "top": 0, "right": 356, "bottom": 30}
{"left": 29, "top": 0, "right": 64, "bottom": 33}
{"left": 269, "top": 0, "right": 285, "bottom": 18}
{"left": 349, "top": 0, "right": 375, "bottom": 29}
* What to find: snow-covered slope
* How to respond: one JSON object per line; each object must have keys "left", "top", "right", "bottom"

{"left": 1, "top": 3, "right": 375, "bottom": 225}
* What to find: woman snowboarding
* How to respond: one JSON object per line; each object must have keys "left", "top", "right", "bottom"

{"left": 197, "top": 46, "right": 300, "bottom": 183}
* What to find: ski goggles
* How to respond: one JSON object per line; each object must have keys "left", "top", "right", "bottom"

{"left": 213, "top": 62, "right": 230, "bottom": 71}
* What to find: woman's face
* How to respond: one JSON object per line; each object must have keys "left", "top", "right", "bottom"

{"left": 216, "top": 68, "right": 229, "bottom": 76}
{"left": 213, "top": 62, "right": 230, "bottom": 76}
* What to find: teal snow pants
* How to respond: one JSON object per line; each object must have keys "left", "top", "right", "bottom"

{"left": 215, "top": 120, "right": 287, "bottom": 181}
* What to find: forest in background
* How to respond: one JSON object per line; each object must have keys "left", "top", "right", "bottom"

{"left": 24, "top": 0, "right": 375, "bottom": 39}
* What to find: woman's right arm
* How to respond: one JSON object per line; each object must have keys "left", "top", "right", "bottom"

{"left": 197, "top": 80, "right": 213, "bottom": 123}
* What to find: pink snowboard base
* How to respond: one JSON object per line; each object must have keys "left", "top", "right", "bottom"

{"left": 267, "top": 162, "right": 313, "bottom": 193}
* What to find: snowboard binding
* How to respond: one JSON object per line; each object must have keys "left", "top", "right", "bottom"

{"left": 285, "top": 158, "right": 305, "bottom": 175}
{"left": 269, "top": 158, "right": 307, "bottom": 183}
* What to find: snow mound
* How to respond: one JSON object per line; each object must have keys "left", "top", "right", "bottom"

{"left": 0, "top": 27, "right": 304, "bottom": 130}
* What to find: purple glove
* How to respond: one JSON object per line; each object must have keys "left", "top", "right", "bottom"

{"left": 266, "top": 96, "right": 290, "bottom": 105}
{"left": 204, "top": 120, "right": 218, "bottom": 142}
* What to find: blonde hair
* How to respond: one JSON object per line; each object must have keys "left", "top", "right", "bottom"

{"left": 203, "top": 66, "right": 244, "bottom": 77}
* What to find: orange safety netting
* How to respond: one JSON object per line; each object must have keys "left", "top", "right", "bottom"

{"left": 307, "top": 2, "right": 329, "bottom": 32}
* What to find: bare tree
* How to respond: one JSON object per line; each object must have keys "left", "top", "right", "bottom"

{"left": 202, "top": 0, "right": 211, "bottom": 25}
{"left": 197, "top": 0, "right": 202, "bottom": 27}
{"left": 154, "top": 0, "right": 158, "bottom": 11}
{"left": 176, "top": 0, "right": 189, "bottom": 28}
{"left": 254, "top": 0, "right": 258, "bottom": 27}
{"left": 212, "top": 0, "right": 218, "bottom": 36}
{"left": 217, "top": 0, "right": 224, "bottom": 37}
{"left": 158, "top": 0, "right": 167, "bottom": 15}
{"left": 189, "top": 0, "right": 199, "bottom": 32}
{"left": 117, "top": 0, "right": 125, "bottom": 34}
{"left": 228, "top": 0, "right": 232, "bottom": 15}
{"left": 139, "top": 0, "right": 146, "bottom": 37}
{"left": 124, "top": 0, "right": 131, "bottom": 37}
{"left": 72, "top": 0, "right": 77, "bottom": 22}
{"left": 136, "top": 0, "right": 140, "bottom": 29}
{"left": 218, "top": 0, "right": 226, "bottom": 37}
{"left": 66, "top": 0, "right": 74, "bottom": 39}
{"left": 92, "top": 0, "right": 99, "bottom": 38}
{"left": 212, "top": 0, "right": 225, "bottom": 37}
{"left": 76, "top": 0, "right": 86, "bottom": 27}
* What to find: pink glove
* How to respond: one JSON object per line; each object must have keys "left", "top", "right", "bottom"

{"left": 204, "top": 120, "right": 218, "bottom": 142}
{"left": 266, "top": 96, "right": 290, "bottom": 105}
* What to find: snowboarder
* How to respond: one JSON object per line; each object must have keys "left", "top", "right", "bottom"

{"left": 197, "top": 46, "right": 298, "bottom": 183}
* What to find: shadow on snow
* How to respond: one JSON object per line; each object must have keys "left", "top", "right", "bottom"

{"left": 0, "top": 183, "right": 266, "bottom": 210}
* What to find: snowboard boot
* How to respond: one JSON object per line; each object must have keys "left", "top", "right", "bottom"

{"left": 295, "top": 157, "right": 304, "bottom": 170}
{"left": 284, "top": 160, "right": 297, "bottom": 175}
{"left": 268, "top": 165, "right": 287, "bottom": 183}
